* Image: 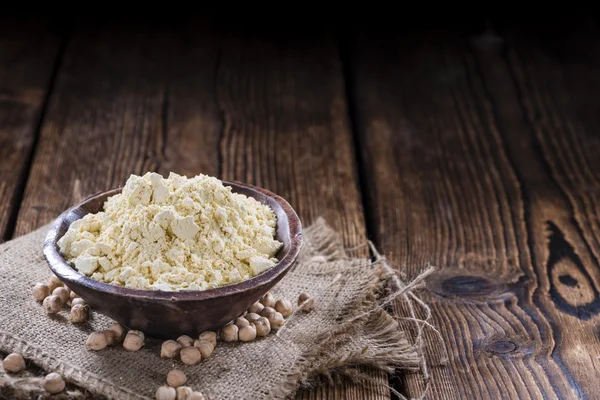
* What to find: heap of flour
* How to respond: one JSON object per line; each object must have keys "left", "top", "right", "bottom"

{"left": 57, "top": 172, "right": 283, "bottom": 291}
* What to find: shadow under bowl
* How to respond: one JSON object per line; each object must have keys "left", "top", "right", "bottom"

{"left": 43, "top": 181, "right": 302, "bottom": 339}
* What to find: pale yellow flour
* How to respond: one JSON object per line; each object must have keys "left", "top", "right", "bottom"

{"left": 57, "top": 172, "right": 283, "bottom": 291}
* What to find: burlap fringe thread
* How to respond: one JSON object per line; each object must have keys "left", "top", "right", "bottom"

{"left": 268, "top": 220, "right": 442, "bottom": 400}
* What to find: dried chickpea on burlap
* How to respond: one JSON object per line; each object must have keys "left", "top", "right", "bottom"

{"left": 0, "top": 172, "right": 433, "bottom": 400}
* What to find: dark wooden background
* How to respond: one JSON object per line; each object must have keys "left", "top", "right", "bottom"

{"left": 1, "top": 13, "right": 600, "bottom": 399}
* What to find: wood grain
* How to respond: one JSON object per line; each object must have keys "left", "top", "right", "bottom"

{"left": 0, "top": 19, "right": 62, "bottom": 241}
{"left": 350, "top": 25, "right": 600, "bottom": 399}
{"left": 14, "top": 22, "right": 389, "bottom": 399}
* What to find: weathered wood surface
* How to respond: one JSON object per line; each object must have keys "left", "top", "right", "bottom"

{"left": 12, "top": 21, "right": 388, "bottom": 399}
{"left": 3, "top": 17, "right": 600, "bottom": 399}
{"left": 350, "top": 23, "right": 600, "bottom": 399}
{"left": 0, "top": 19, "right": 62, "bottom": 241}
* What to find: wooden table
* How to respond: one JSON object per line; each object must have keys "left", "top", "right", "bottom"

{"left": 1, "top": 15, "right": 599, "bottom": 399}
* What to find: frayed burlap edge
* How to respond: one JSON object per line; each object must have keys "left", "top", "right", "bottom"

{"left": 267, "top": 218, "right": 439, "bottom": 400}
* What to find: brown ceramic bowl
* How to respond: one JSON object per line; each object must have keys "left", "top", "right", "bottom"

{"left": 43, "top": 181, "right": 302, "bottom": 339}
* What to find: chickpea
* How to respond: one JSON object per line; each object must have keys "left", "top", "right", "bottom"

{"left": 180, "top": 347, "right": 201, "bottom": 365}
{"left": 32, "top": 283, "right": 50, "bottom": 302}
{"left": 43, "top": 295, "right": 63, "bottom": 314}
{"left": 298, "top": 292, "right": 316, "bottom": 312}
{"left": 194, "top": 340, "right": 214, "bottom": 359}
{"left": 176, "top": 335, "right": 194, "bottom": 348}
{"left": 198, "top": 331, "right": 216, "bottom": 347}
{"left": 43, "top": 372, "right": 65, "bottom": 394}
{"left": 87, "top": 331, "right": 108, "bottom": 351}
{"left": 167, "top": 369, "right": 186, "bottom": 387}
{"left": 254, "top": 317, "right": 271, "bottom": 337}
{"left": 47, "top": 275, "right": 63, "bottom": 292}
{"left": 247, "top": 301, "right": 264, "bottom": 314}
{"left": 156, "top": 385, "right": 176, "bottom": 400}
{"left": 109, "top": 323, "right": 127, "bottom": 342}
{"left": 267, "top": 311, "right": 285, "bottom": 329}
{"left": 2, "top": 353, "right": 25, "bottom": 373}
{"left": 220, "top": 324, "right": 239, "bottom": 342}
{"left": 238, "top": 324, "right": 257, "bottom": 342}
{"left": 235, "top": 317, "right": 250, "bottom": 328}
{"left": 161, "top": 340, "right": 182, "bottom": 358}
{"left": 245, "top": 313, "right": 261, "bottom": 324}
{"left": 123, "top": 330, "right": 144, "bottom": 351}
{"left": 52, "top": 287, "right": 69, "bottom": 304}
{"left": 71, "top": 298, "right": 87, "bottom": 307}
{"left": 259, "top": 292, "right": 276, "bottom": 308}
{"left": 69, "top": 304, "right": 89, "bottom": 323}
{"left": 275, "top": 298, "right": 293, "bottom": 317}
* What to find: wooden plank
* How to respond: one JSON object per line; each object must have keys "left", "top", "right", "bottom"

{"left": 0, "top": 19, "right": 62, "bottom": 241}
{"left": 350, "top": 25, "right": 600, "bottom": 399}
{"left": 486, "top": 21, "right": 600, "bottom": 398}
{"left": 15, "top": 22, "right": 389, "bottom": 399}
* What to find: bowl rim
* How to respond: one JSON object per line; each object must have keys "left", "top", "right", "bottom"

{"left": 43, "top": 180, "right": 303, "bottom": 302}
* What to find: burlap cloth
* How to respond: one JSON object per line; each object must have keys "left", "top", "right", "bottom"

{"left": 0, "top": 218, "right": 434, "bottom": 399}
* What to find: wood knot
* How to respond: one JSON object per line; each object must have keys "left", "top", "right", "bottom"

{"left": 427, "top": 269, "right": 513, "bottom": 303}
{"left": 558, "top": 274, "right": 578, "bottom": 287}
{"left": 427, "top": 269, "right": 508, "bottom": 302}
{"left": 440, "top": 275, "right": 497, "bottom": 297}
{"left": 476, "top": 334, "right": 537, "bottom": 360}
{"left": 546, "top": 221, "right": 600, "bottom": 320}
{"left": 486, "top": 340, "right": 517, "bottom": 354}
